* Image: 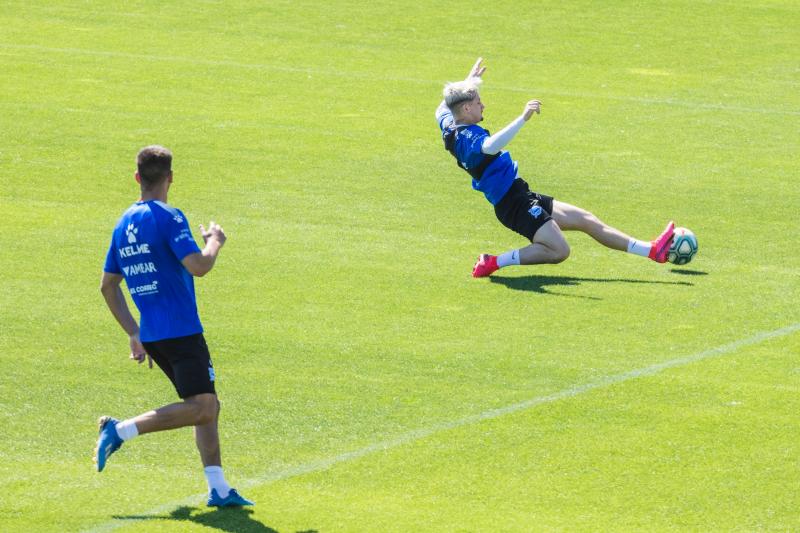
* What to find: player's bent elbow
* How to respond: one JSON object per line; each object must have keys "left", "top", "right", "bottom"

{"left": 481, "top": 142, "right": 500, "bottom": 156}
{"left": 182, "top": 255, "right": 213, "bottom": 277}
{"left": 196, "top": 264, "right": 214, "bottom": 277}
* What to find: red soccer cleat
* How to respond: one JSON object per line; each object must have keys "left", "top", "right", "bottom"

{"left": 648, "top": 221, "right": 676, "bottom": 263}
{"left": 472, "top": 254, "right": 499, "bottom": 277}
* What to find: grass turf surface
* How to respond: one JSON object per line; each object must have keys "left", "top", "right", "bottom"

{"left": 1, "top": 0, "right": 798, "bottom": 531}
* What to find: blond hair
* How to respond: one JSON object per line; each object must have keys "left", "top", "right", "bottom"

{"left": 443, "top": 77, "right": 483, "bottom": 114}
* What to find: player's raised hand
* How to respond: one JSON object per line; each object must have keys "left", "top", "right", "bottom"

{"left": 467, "top": 57, "right": 487, "bottom": 79}
{"left": 200, "top": 221, "right": 227, "bottom": 247}
{"left": 522, "top": 100, "right": 542, "bottom": 121}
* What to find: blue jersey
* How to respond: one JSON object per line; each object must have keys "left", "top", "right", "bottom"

{"left": 436, "top": 104, "right": 518, "bottom": 205}
{"left": 104, "top": 201, "right": 203, "bottom": 342}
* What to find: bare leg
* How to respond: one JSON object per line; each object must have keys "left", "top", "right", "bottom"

{"left": 130, "top": 393, "right": 218, "bottom": 436}
{"left": 551, "top": 200, "right": 631, "bottom": 251}
{"left": 195, "top": 399, "right": 222, "bottom": 467}
{"left": 518, "top": 219, "right": 570, "bottom": 265}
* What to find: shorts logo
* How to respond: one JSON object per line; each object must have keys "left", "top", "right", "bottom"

{"left": 528, "top": 205, "right": 543, "bottom": 219}
{"left": 208, "top": 364, "right": 215, "bottom": 382}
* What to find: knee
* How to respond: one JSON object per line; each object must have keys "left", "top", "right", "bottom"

{"left": 196, "top": 402, "right": 216, "bottom": 426}
{"left": 552, "top": 242, "right": 570, "bottom": 263}
{"left": 208, "top": 397, "right": 221, "bottom": 420}
{"left": 188, "top": 394, "right": 218, "bottom": 425}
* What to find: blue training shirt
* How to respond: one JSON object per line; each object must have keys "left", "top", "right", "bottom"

{"left": 436, "top": 103, "right": 518, "bottom": 205}
{"left": 103, "top": 201, "right": 203, "bottom": 342}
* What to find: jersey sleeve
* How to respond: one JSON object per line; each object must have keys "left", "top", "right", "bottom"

{"left": 164, "top": 208, "right": 202, "bottom": 261}
{"left": 103, "top": 237, "right": 122, "bottom": 274}
{"left": 481, "top": 115, "right": 526, "bottom": 155}
{"left": 436, "top": 100, "right": 454, "bottom": 132}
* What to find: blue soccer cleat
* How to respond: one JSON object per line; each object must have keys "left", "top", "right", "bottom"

{"left": 94, "top": 416, "right": 123, "bottom": 472}
{"left": 207, "top": 488, "right": 254, "bottom": 507}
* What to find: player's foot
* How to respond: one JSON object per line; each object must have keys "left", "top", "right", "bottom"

{"left": 93, "top": 416, "right": 123, "bottom": 472}
{"left": 207, "top": 488, "right": 254, "bottom": 507}
{"left": 472, "top": 254, "right": 499, "bottom": 278}
{"left": 648, "top": 221, "right": 675, "bottom": 263}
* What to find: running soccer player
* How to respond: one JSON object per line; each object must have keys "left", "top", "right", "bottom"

{"left": 96, "top": 145, "right": 253, "bottom": 508}
{"left": 436, "top": 58, "right": 675, "bottom": 277}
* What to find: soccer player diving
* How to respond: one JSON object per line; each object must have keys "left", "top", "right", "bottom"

{"left": 436, "top": 58, "right": 675, "bottom": 277}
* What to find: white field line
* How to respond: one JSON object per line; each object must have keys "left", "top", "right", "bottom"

{"left": 81, "top": 322, "right": 800, "bottom": 533}
{"left": 2, "top": 43, "right": 799, "bottom": 117}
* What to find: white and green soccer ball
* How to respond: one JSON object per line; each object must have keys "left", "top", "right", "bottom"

{"left": 668, "top": 227, "right": 698, "bottom": 265}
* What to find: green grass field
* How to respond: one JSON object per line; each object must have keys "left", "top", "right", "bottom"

{"left": 2, "top": 1, "right": 799, "bottom": 531}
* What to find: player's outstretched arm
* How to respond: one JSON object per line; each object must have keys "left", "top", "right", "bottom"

{"left": 182, "top": 221, "right": 226, "bottom": 277}
{"left": 482, "top": 100, "right": 541, "bottom": 155}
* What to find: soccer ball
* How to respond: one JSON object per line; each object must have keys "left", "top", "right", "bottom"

{"left": 668, "top": 227, "right": 698, "bottom": 265}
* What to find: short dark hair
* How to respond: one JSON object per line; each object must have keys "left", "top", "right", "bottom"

{"left": 136, "top": 145, "right": 172, "bottom": 189}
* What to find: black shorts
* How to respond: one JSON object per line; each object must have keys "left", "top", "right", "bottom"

{"left": 493, "top": 178, "right": 555, "bottom": 241}
{"left": 142, "top": 333, "right": 216, "bottom": 399}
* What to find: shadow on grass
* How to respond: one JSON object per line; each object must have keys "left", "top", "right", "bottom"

{"left": 113, "top": 506, "right": 317, "bottom": 533}
{"left": 489, "top": 274, "right": 693, "bottom": 298}
{"left": 669, "top": 268, "right": 708, "bottom": 276}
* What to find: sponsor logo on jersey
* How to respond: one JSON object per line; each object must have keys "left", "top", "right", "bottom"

{"left": 125, "top": 223, "right": 138, "bottom": 243}
{"left": 129, "top": 280, "right": 159, "bottom": 296}
{"left": 122, "top": 262, "right": 158, "bottom": 277}
{"left": 174, "top": 229, "right": 193, "bottom": 242}
{"left": 118, "top": 243, "right": 151, "bottom": 258}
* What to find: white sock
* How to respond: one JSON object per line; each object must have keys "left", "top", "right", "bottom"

{"left": 627, "top": 239, "right": 651, "bottom": 258}
{"left": 496, "top": 249, "right": 521, "bottom": 268}
{"left": 115, "top": 419, "right": 139, "bottom": 442}
{"left": 204, "top": 466, "right": 231, "bottom": 498}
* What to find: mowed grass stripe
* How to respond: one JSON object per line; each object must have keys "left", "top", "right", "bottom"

{"left": 81, "top": 323, "right": 800, "bottom": 533}
{"left": 2, "top": 42, "right": 798, "bottom": 116}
